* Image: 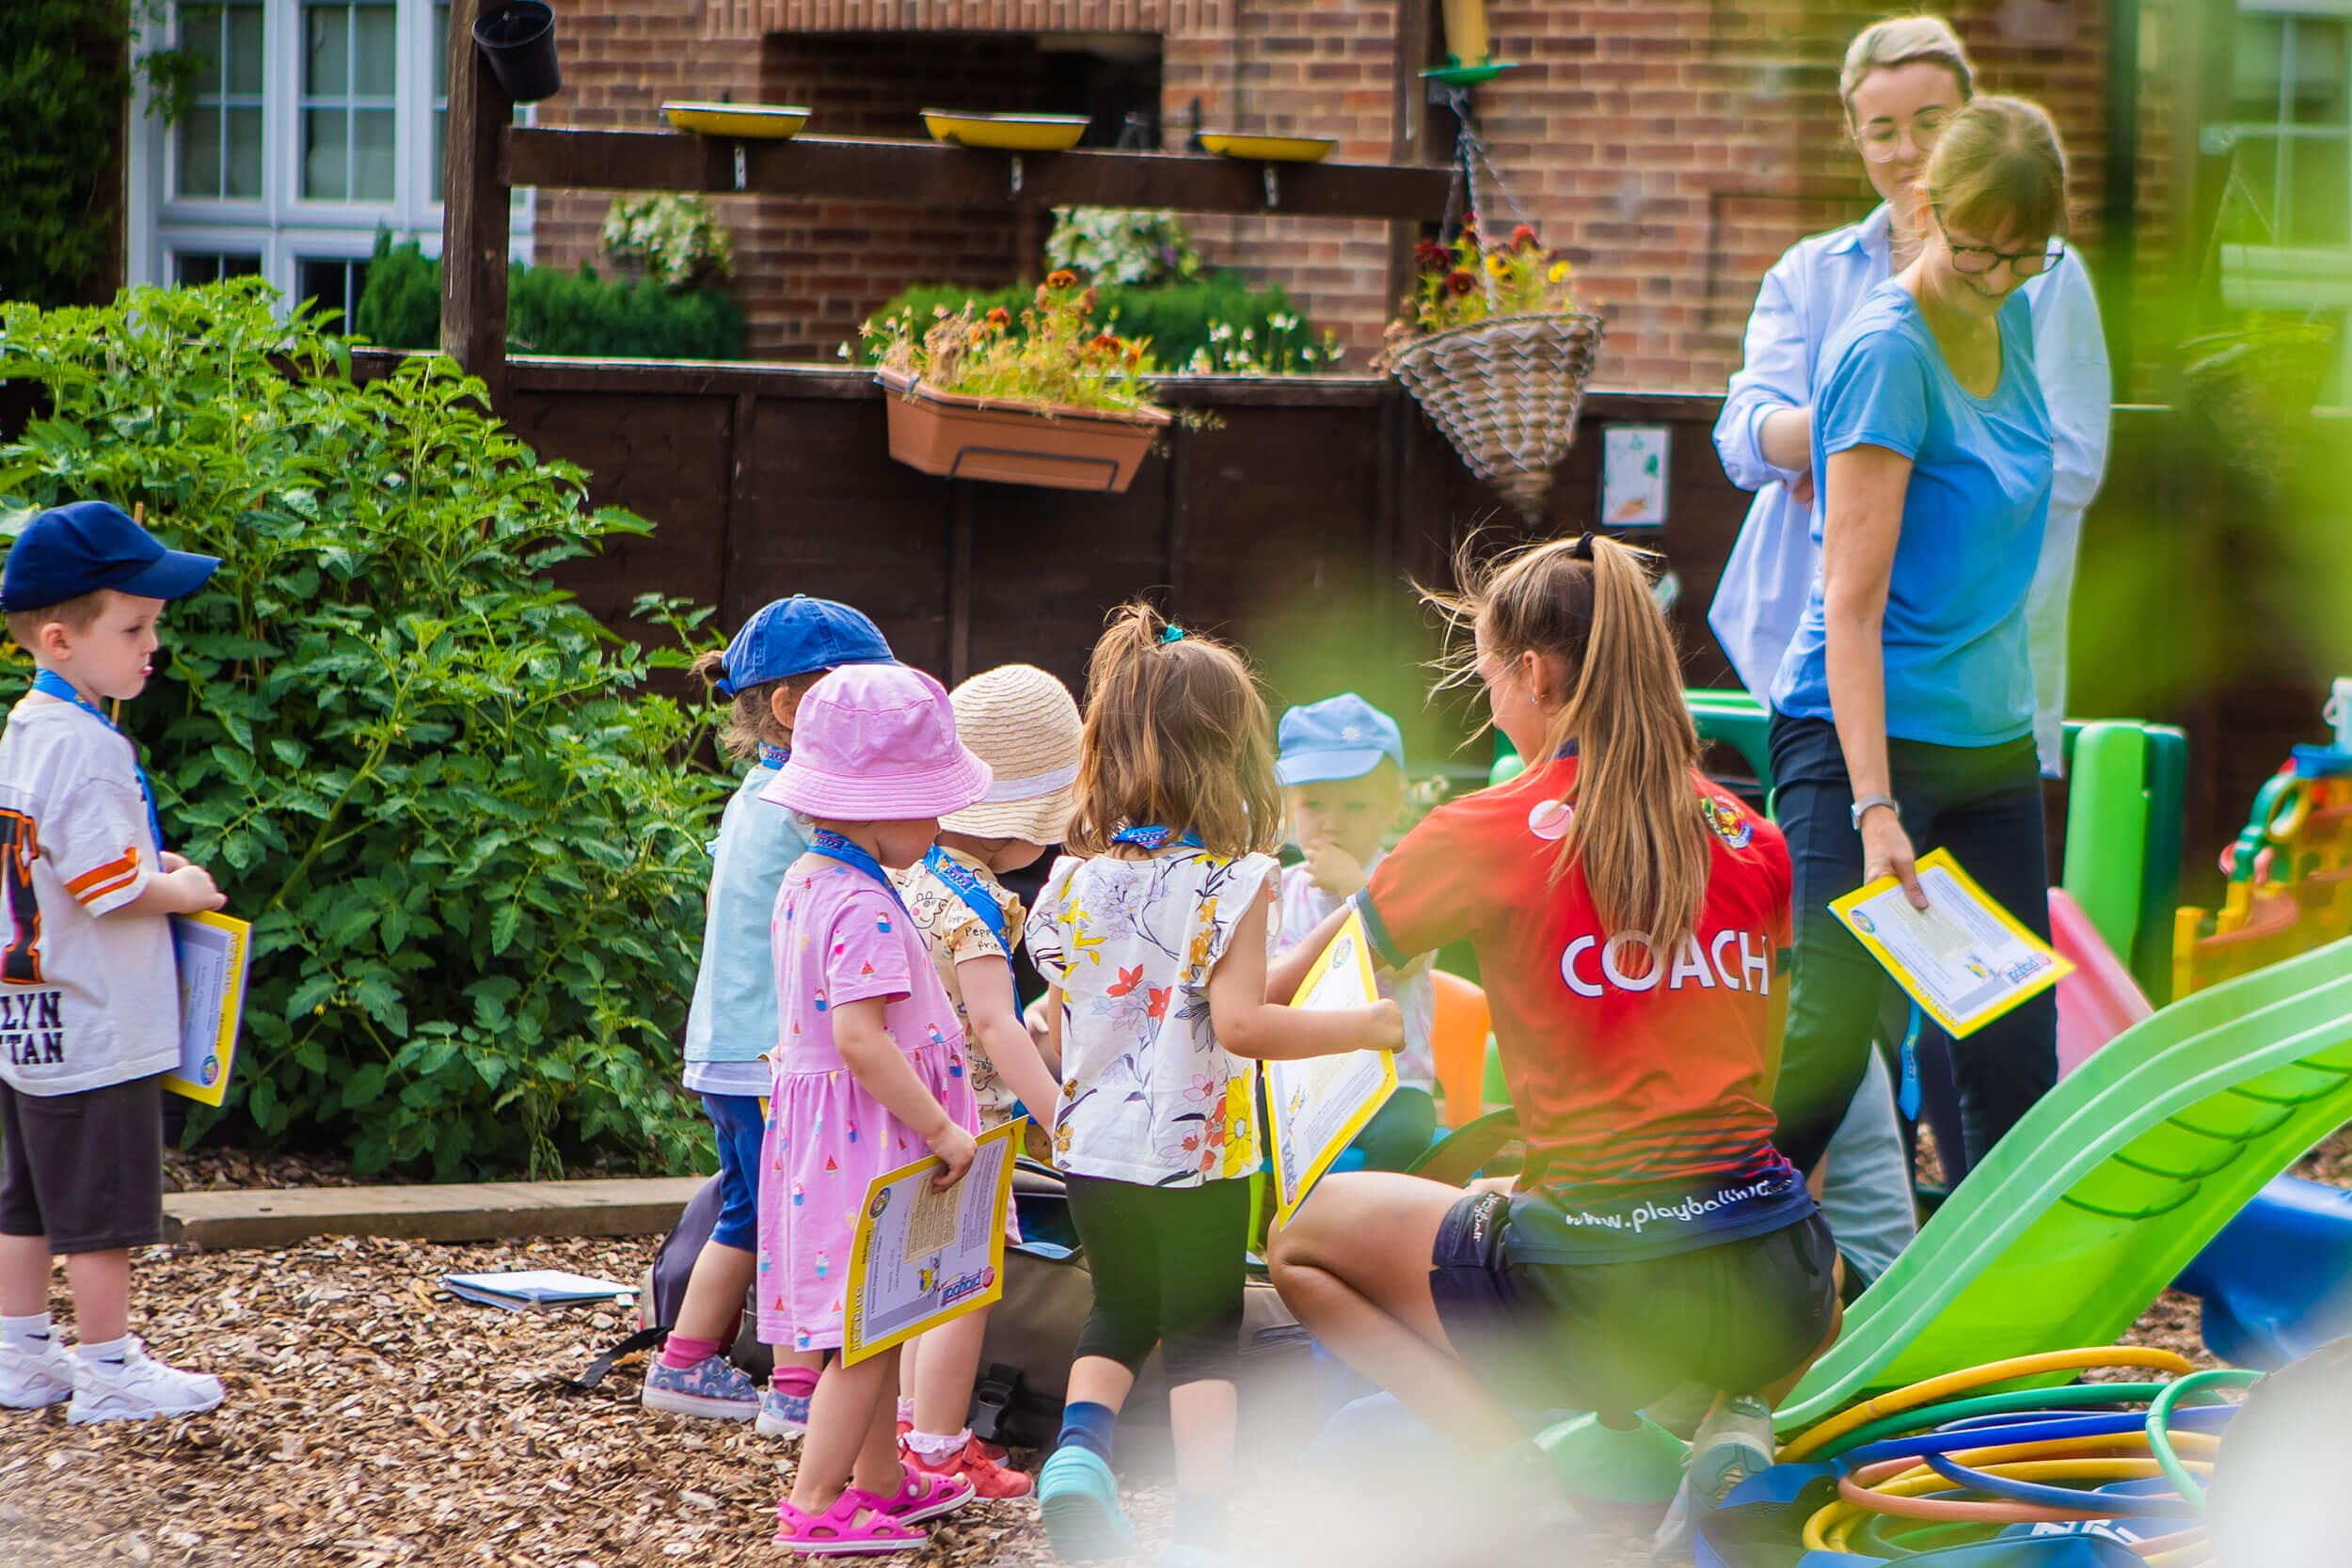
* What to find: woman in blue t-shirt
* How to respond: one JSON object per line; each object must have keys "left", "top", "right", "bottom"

{"left": 1767, "top": 97, "right": 2071, "bottom": 1182}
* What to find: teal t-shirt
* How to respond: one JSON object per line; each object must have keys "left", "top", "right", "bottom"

{"left": 1771, "top": 280, "right": 2052, "bottom": 748}
{"left": 682, "top": 762, "right": 808, "bottom": 1081}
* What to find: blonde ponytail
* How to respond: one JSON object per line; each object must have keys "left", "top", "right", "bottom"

{"left": 1423, "top": 534, "right": 1712, "bottom": 956}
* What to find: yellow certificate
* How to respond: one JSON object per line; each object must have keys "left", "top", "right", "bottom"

{"left": 1829, "top": 847, "right": 2072, "bottom": 1038}
{"left": 1263, "top": 910, "right": 1396, "bottom": 1228}
{"left": 841, "top": 1118, "right": 1022, "bottom": 1365}
{"left": 165, "top": 911, "right": 250, "bottom": 1106}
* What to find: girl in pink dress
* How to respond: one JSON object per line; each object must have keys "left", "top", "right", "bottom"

{"left": 755, "top": 663, "right": 994, "bottom": 1555}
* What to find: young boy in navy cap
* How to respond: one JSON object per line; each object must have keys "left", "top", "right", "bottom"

{"left": 1273, "top": 693, "right": 1438, "bottom": 1169}
{"left": 650, "top": 596, "right": 895, "bottom": 1432}
{"left": 0, "top": 501, "right": 230, "bottom": 1422}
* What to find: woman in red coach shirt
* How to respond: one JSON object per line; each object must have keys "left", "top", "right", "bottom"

{"left": 1266, "top": 533, "right": 1838, "bottom": 1534}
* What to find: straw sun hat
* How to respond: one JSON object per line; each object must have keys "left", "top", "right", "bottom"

{"left": 941, "top": 664, "right": 1084, "bottom": 846}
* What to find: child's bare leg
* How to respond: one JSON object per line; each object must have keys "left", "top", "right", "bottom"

{"left": 1168, "top": 1377, "right": 1237, "bottom": 1495}
{"left": 790, "top": 1346, "right": 900, "bottom": 1515}
{"left": 671, "top": 1241, "right": 754, "bottom": 1346}
{"left": 63, "top": 1250, "right": 128, "bottom": 1343}
{"left": 851, "top": 1352, "right": 912, "bottom": 1497}
{"left": 0, "top": 1235, "right": 51, "bottom": 1319}
{"left": 1065, "top": 1354, "right": 1136, "bottom": 1416}
{"left": 909, "top": 1304, "right": 989, "bottom": 1440}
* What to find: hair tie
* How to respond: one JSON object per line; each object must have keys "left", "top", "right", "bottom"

{"left": 1568, "top": 533, "right": 1597, "bottom": 562}
{"left": 1161, "top": 626, "right": 1185, "bottom": 643}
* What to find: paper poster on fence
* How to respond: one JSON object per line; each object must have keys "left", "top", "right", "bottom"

{"left": 841, "top": 1118, "right": 1022, "bottom": 1365}
{"left": 1830, "top": 847, "right": 2072, "bottom": 1038}
{"left": 1264, "top": 911, "right": 1396, "bottom": 1228}
{"left": 165, "top": 911, "right": 250, "bottom": 1106}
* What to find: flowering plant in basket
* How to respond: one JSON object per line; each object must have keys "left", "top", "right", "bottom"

{"left": 864, "top": 271, "right": 1165, "bottom": 418}
{"left": 1388, "top": 223, "right": 1578, "bottom": 352}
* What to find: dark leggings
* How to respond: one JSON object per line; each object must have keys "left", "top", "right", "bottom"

{"left": 1769, "top": 712, "right": 2057, "bottom": 1180}
{"left": 1064, "top": 1173, "right": 1249, "bottom": 1386}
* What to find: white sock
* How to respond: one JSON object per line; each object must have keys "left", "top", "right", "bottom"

{"left": 78, "top": 1335, "right": 129, "bottom": 1365}
{"left": 908, "top": 1427, "right": 969, "bottom": 1463}
{"left": 0, "top": 1313, "right": 52, "bottom": 1354}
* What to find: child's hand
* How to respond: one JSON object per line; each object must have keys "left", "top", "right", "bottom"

{"left": 926, "top": 1122, "right": 978, "bottom": 1192}
{"left": 169, "top": 864, "right": 228, "bottom": 912}
{"left": 1304, "top": 839, "right": 1368, "bottom": 900}
{"left": 161, "top": 851, "right": 190, "bottom": 873}
{"left": 1366, "top": 998, "right": 1405, "bottom": 1054}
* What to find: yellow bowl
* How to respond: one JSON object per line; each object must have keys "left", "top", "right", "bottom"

{"left": 921, "top": 111, "right": 1090, "bottom": 152}
{"left": 663, "top": 103, "right": 810, "bottom": 139}
{"left": 1199, "top": 133, "right": 1336, "bottom": 163}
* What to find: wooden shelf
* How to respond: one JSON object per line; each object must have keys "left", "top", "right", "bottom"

{"left": 503, "top": 127, "right": 1453, "bottom": 220}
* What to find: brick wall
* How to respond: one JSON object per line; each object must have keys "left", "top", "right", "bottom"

{"left": 538, "top": 0, "right": 2184, "bottom": 391}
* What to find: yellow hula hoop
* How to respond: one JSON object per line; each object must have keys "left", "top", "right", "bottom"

{"left": 1778, "top": 1347, "right": 2199, "bottom": 1462}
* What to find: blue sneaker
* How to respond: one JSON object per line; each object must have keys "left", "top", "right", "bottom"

{"left": 1037, "top": 1448, "right": 1135, "bottom": 1560}
{"left": 640, "top": 1353, "right": 758, "bottom": 1420}
{"left": 756, "top": 1381, "right": 812, "bottom": 1438}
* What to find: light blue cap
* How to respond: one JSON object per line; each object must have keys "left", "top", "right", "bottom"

{"left": 1276, "top": 692, "right": 1405, "bottom": 786}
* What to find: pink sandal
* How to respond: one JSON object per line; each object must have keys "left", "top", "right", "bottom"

{"left": 878, "top": 1464, "right": 977, "bottom": 1525}
{"left": 772, "top": 1486, "right": 929, "bottom": 1555}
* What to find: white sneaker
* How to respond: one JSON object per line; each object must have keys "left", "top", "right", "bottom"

{"left": 66, "top": 1338, "right": 224, "bottom": 1424}
{"left": 1653, "top": 1393, "right": 1775, "bottom": 1559}
{"left": 0, "top": 1337, "right": 76, "bottom": 1409}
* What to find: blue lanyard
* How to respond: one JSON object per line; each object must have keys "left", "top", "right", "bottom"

{"left": 1897, "top": 1001, "right": 1925, "bottom": 1121}
{"left": 1111, "top": 825, "right": 1203, "bottom": 851}
{"left": 922, "top": 846, "right": 1011, "bottom": 954}
{"left": 807, "top": 828, "right": 910, "bottom": 915}
{"left": 757, "top": 743, "right": 789, "bottom": 770}
{"left": 31, "top": 670, "right": 164, "bottom": 853}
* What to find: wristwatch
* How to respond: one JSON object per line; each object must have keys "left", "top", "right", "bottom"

{"left": 1851, "top": 793, "right": 1901, "bottom": 831}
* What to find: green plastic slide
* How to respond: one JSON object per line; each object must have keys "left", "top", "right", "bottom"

{"left": 2062, "top": 722, "right": 2151, "bottom": 962}
{"left": 1777, "top": 934, "right": 2352, "bottom": 1433}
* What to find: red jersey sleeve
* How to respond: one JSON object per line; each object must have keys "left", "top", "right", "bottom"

{"left": 1756, "top": 816, "right": 1794, "bottom": 950}
{"left": 1361, "top": 795, "right": 1487, "bottom": 968}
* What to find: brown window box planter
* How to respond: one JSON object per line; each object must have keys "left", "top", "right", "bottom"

{"left": 877, "top": 368, "right": 1172, "bottom": 494}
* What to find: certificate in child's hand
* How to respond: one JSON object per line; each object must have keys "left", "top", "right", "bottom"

{"left": 1263, "top": 911, "right": 1397, "bottom": 1227}
{"left": 841, "top": 1119, "right": 1022, "bottom": 1365}
{"left": 1829, "top": 847, "right": 2071, "bottom": 1037}
{"left": 166, "top": 911, "right": 250, "bottom": 1106}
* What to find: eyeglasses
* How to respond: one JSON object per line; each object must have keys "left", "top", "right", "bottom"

{"left": 1931, "top": 205, "right": 2065, "bottom": 277}
{"left": 1853, "top": 109, "right": 1951, "bottom": 163}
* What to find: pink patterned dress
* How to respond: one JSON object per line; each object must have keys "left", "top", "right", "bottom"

{"left": 755, "top": 852, "right": 981, "bottom": 1353}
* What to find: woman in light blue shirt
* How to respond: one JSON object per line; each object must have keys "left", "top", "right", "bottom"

{"left": 1711, "top": 16, "right": 2109, "bottom": 779}
{"left": 1766, "top": 98, "right": 2073, "bottom": 1183}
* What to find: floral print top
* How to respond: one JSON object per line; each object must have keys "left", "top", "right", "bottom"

{"left": 895, "top": 847, "right": 1027, "bottom": 1130}
{"left": 1025, "top": 848, "right": 1280, "bottom": 1187}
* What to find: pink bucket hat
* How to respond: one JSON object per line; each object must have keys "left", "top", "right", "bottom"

{"left": 759, "top": 665, "right": 992, "bottom": 821}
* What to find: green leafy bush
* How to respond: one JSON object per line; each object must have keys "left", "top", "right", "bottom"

{"left": 863, "top": 274, "right": 1321, "bottom": 375}
{"left": 0, "top": 278, "right": 728, "bottom": 1178}
{"left": 1044, "top": 207, "right": 1201, "bottom": 287}
{"left": 355, "top": 235, "right": 747, "bottom": 360}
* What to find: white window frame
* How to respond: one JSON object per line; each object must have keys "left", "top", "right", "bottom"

{"left": 128, "top": 0, "right": 532, "bottom": 316}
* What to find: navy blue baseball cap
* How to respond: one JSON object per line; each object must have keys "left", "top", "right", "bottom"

{"left": 2, "top": 501, "right": 220, "bottom": 613}
{"left": 1276, "top": 692, "right": 1406, "bottom": 786}
{"left": 714, "top": 595, "right": 893, "bottom": 696}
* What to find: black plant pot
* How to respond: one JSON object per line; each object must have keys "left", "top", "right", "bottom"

{"left": 472, "top": 0, "right": 561, "bottom": 104}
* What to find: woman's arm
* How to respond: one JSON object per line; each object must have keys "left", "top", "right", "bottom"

{"left": 1715, "top": 260, "right": 1818, "bottom": 492}
{"left": 834, "top": 996, "right": 977, "bottom": 1189}
{"left": 955, "top": 957, "right": 1064, "bottom": 1122}
{"left": 1820, "top": 442, "right": 1928, "bottom": 910}
{"left": 1208, "top": 886, "right": 1403, "bottom": 1062}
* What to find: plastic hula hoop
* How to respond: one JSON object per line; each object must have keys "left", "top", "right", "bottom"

{"left": 1841, "top": 1408, "right": 2232, "bottom": 1468}
{"left": 1819, "top": 1382, "right": 2180, "bottom": 1459}
{"left": 1780, "top": 1348, "right": 2198, "bottom": 1462}
{"left": 1923, "top": 1450, "right": 2206, "bottom": 1517}
{"left": 2146, "top": 1369, "right": 2261, "bottom": 1511}
{"left": 1837, "top": 1459, "right": 2201, "bottom": 1524}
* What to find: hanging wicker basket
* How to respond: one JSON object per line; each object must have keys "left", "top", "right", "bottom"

{"left": 1390, "top": 310, "right": 1605, "bottom": 522}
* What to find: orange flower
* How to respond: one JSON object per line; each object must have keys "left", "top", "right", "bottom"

{"left": 1047, "top": 269, "right": 1079, "bottom": 291}
{"left": 1445, "top": 269, "right": 1476, "bottom": 295}
{"left": 985, "top": 306, "right": 1011, "bottom": 329}
{"left": 1087, "top": 332, "right": 1120, "bottom": 356}
{"left": 1124, "top": 344, "right": 1143, "bottom": 370}
{"left": 1512, "top": 223, "right": 1539, "bottom": 250}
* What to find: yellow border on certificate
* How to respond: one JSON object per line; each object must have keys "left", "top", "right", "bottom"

{"left": 1828, "top": 847, "right": 2073, "bottom": 1038}
{"left": 1266, "top": 910, "right": 1398, "bottom": 1229}
{"left": 841, "top": 1117, "right": 1024, "bottom": 1366}
{"left": 164, "top": 911, "right": 251, "bottom": 1107}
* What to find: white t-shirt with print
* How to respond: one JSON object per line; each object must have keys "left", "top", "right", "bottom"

{"left": 1025, "top": 848, "right": 1279, "bottom": 1188}
{"left": 0, "top": 699, "right": 180, "bottom": 1096}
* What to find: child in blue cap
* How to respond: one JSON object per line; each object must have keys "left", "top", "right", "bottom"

{"left": 0, "top": 501, "right": 230, "bottom": 1423}
{"left": 643, "top": 595, "right": 895, "bottom": 1433}
{"left": 1273, "top": 693, "right": 1438, "bottom": 1170}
